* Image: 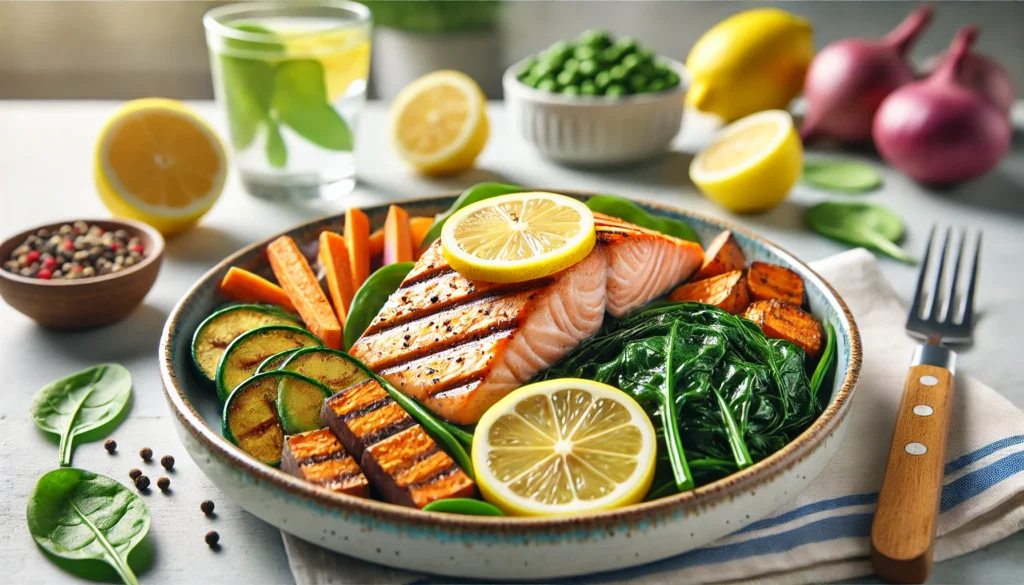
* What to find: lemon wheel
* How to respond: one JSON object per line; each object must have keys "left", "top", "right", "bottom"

{"left": 472, "top": 379, "right": 657, "bottom": 516}
{"left": 440, "top": 192, "right": 596, "bottom": 283}
{"left": 689, "top": 109, "right": 802, "bottom": 214}
{"left": 95, "top": 98, "right": 226, "bottom": 236}
{"left": 389, "top": 70, "right": 489, "bottom": 176}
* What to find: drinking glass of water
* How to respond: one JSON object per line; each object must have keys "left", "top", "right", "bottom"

{"left": 204, "top": 1, "right": 371, "bottom": 202}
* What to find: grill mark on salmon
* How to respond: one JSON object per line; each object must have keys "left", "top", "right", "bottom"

{"left": 350, "top": 214, "right": 704, "bottom": 425}
{"left": 280, "top": 428, "right": 369, "bottom": 497}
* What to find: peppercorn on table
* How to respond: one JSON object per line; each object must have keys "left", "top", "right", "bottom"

{"left": 1, "top": 100, "right": 1022, "bottom": 584}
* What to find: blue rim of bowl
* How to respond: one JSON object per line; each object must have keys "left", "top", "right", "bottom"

{"left": 502, "top": 57, "right": 688, "bottom": 106}
{"left": 159, "top": 192, "right": 861, "bottom": 534}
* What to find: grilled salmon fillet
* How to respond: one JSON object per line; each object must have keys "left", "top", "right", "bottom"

{"left": 349, "top": 213, "right": 703, "bottom": 424}
{"left": 281, "top": 428, "right": 369, "bottom": 498}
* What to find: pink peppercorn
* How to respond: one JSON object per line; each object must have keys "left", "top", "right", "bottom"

{"left": 130, "top": 244, "right": 144, "bottom": 254}
{"left": 26, "top": 250, "right": 40, "bottom": 263}
{"left": 42, "top": 257, "right": 57, "bottom": 270}
{"left": 62, "top": 240, "right": 74, "bottom": 251}
{"left": 111, "top": 242, "right": 120, "bottom": 252}
{"left": 37, "top": 269, "right": 53, "bottom": 280}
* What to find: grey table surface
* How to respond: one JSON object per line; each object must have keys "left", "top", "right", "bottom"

{"left": 0, "top": 100, "right": 1021, "bottom": 584}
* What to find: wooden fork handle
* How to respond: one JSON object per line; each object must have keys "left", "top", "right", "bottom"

{"left": 871, "top": 350, "right": 956, "bottom": 584}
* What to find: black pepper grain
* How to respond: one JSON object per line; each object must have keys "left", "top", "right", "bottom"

{"left": 205, "top": 531, "right": 220, "bottom": 547}
{"left": 201, "top": 500, "right": 215, "bottom": 515}
{"left": 129, "top": 468, "right": 142, "bottom": 480}
{"left": 139, "top": 447, "right": 153, "bottom": 461}
{"left": 157, "top": 477, "right": 170, "bottom": 491}
{"left": 104, "top": 440, "right": 117, "bottom": 453}
{"left": 160, "top": 455, "right": 175, "bottom": 470}
{"left": 134, "top": 475, "right": 150, "bottom": 491}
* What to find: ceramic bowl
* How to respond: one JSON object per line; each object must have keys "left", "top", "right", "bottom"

{"left": 503, "top": 59, "right": 686, "bottom": 166}
{"left": 159, "top": 194, "right": 861, "bottom": 580}
{"left": 0, "top": 218, "right": 164, "bottom": 329}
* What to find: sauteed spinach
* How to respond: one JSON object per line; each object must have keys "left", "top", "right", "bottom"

{"left": 536, "top": 302, "right": 824, "bottom": 494}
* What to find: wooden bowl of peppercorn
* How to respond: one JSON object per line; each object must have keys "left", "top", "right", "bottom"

{"left": 0, "top": 218, "right": 164, "bottom": 329}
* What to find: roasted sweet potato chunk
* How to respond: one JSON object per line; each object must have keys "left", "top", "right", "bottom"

{"left": 747, "top": 262, "right": 804, "bottom": 305}
{"left": 692, "top": 230, "right": 745, "bottom": 281}
{"left": 669, "top": 270, "right": 750, "bottom": 314}
{"left": 743, "top": 300, "right": 823, "bottom": 357}
{"left": 281, "top": 428, "right": 369, "bottom": 497}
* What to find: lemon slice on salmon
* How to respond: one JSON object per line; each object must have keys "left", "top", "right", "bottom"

{"left": 389, "top": 70, "right": 489, "bottom": 176}
{"left": 95, "top": 98, "right": 227, "bottom": 236}
{"left": 440, "top": 192, "right": 596, "bottom": 283}
{"left": 472, "top": 379, "right": 657, "bottom": 516}
{"left": 689, "top": 109, "right": 802, "bottom": 214}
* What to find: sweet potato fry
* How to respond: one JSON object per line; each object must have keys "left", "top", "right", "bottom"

{"left": 368, "top": 227, "right": 385, "bottom": 258}
{"left": 669, "top": 270, "right": 750, "bottom": 314}
{"left": 219, "top": 267, "right": 296, "bottom": 311}
{"left": 747, "top": 261, "right": 804, "bottom": 305}
{"left": 268, "top": 235, "right": 343, "bottom": 349}
{"left": 743, "top": 299, "right": 823, "bottom": 357}
{"left": 692, "top": 230, "right": 745, "bottom": 281}
{"left": 319, "top": 231, "right": 355, "bottom": 328}
{"left": 345, "top": 207, "right": 371, "bottom": 291}
{"left": 383, "top": 205, "right": 414, "bottom": 265}
{"left": 409, "top": 216, "right": 434, "bottom": 258}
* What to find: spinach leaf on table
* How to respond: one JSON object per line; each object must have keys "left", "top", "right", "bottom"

{"left": 802, "top": 160, "right": 883, "bottom": 194}
{"left": 27, "top": 469, "right": 150, "bottom": 585}
{"left": 30, "top": 364, "right": 132, "bottom": 467}
{"left": 536, "top": 303, "right": 822, "bottom": 496}
{"left": 806, "top": 201, "right": 915, "bottom": 264}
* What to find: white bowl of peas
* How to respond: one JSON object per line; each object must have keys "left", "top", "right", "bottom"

{"left": 504, "top": 30, "right": 686, "bottom": 167}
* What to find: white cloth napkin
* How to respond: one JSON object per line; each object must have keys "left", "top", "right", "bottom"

{"left": 283, "top": 249, "right": 1024, "bottom": 585}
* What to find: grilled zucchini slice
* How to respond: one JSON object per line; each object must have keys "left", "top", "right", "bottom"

{"left": 192, "top": 304, "right": 299, "bottom": 382}
{"left": 215, "top": 325, "right": 322, "bottom": 401}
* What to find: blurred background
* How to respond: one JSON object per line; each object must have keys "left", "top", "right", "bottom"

{"left": 2, "top": 0, "right": 1021, "bottom": 101}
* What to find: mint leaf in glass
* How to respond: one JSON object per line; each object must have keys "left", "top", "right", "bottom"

{"left": 272, "top": 59, "right": 353, "bottom": 151}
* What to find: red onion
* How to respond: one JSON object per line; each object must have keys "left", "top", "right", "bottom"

{"left": 873, "top": 26, "right": 1012, "bottom": 186}
{"left": 921, "top": 51, "right": 1015, "bottom": 116}
{"left": 800, "top": 4, "right": 933, "bottom": 144}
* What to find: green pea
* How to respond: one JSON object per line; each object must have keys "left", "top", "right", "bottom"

{"left": 635, "top": 48, "right": 656, "bottom": 66}
{"left": 531, "top": 61, "right": 553, "bottom": 79}
{"left": 615, "top": 36, "right": 638, "bottom": 55}
{"left": 594, "top": 70, "right": 612, "bottom": 89}
{"left": 556, "top": 69, "right": 580, "bottom": 86}
{"left": 537, "top": 78, "right": 557, "bottom": 93}
{"left": 621, "top": 53, "right": 641, "bottom": 72}
{"left": 601, "top": 46, "right": 621, "bottom": 64}
{"left": 546, "top": 53, "right": 567, "bottom": 70}
{"left": 664, "top": 71, "right": 681, "bottom": 87}
{"left": 609, "top": 65, "right": 627, "bottom": 82}
{"left": 636, "top": 61, "right": 656, "bottom": 78}
{"left": 654, "top": 63, "right": 673, "bottom": 78}
{"left": 647, "top": 78, "right": 666, "bottom": 93}
{"left": 561, "top": 85, "right": 580, "bottom": 96}
{"left": 573, "top": 45, "right": 596, "bottom": 62}
{"left": 580, "top": 81, "right": 597, "bottom": 95}
{"left": 578, "top": 59, "right": 598, "bottom": 78}
{"left": 522, "top": 75, "right": 540, "bottom": 88}
{"left": 518, "top": 57, "right": 537, "bottom": 78}
{"left": 629, "top": 74, "right": 647, "bottom": 93}
{"left": 563, "top": 58, "right": 580, "bottom": 72}
{"left": 579, "top": 29, "right": 612, "bottom": 49}
{"left": 548, "top": 41, "right": 573, "bottom": 60}
{"left": 605, "top": 84, "right": 626, "bottom": 97}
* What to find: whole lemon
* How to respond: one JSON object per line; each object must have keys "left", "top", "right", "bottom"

{"left": 686, "top": 9, "right": 814, "bottom": 122}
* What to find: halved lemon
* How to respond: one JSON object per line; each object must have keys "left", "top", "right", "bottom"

{"left": 389, "top": 70, "right": 489, "bottom": 176}
{"left": 440, "top": 192, "right": 596, "bottom": 283}
{"left": 689, "top": 109, "right": 803, "bottom": 214}
{"left": 95, "top": 98, "right": 227, "bottom": 236}
{"left": 472, "top": 379, "right": 657, "bottom": 516}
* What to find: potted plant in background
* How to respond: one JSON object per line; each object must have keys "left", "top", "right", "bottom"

{"left": 360, "top": 0, "right": 503, "bottom": 99}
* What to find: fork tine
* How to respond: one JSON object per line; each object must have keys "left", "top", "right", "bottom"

{"left": 945, "top": 227, "right": 966, "bottom": 323}
{"left": 909, "top": 225, "right": 936, "bottom": 320}
{"left": 926, "top": 227, "right": 951, "bottom": 322}
{"left": 961, "top": 230, "right": 982, "bottom": 328}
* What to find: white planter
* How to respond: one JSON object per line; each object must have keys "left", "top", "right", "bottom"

{"left": 371, "top": 28, "right": 502, "bottom": 99}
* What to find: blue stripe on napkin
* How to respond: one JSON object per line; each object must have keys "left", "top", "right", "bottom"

{"left": 945, "top": 435, "right": 1023, "bottom": 474}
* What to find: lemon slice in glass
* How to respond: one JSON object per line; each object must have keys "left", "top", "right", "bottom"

{"left": 440, "top": 192, "right": 596, "bottom": 283}
{"left": 472, "top": 379, "right": 657, "bottom": 516}
{"left": 689, "top": 109, "right": 803, "bottom": 214}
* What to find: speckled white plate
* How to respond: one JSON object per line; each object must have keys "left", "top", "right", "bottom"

{"left": 159, "top": 193, "right": 861, "bottom": 580}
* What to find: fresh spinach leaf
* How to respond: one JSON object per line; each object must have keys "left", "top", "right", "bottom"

{"left": 802, "top": 160, "right": 883, "bottom": 194}
{"left": 265, "top": 118, "right": 288, "bottom": 168}
{"left": 421, "top": 183, "right": 529, "bottom": 246}
{"left": 344, "top": 262, "right": 416, "bottom": 350}
{"left": 806, "top": 201, "right": 915, "bottom": 264}
{"left": 536, "top": 303, "right": 821, "bottom": 493}
{"left": 27, "top": 469, "right": 150, "bottom": 585}
{"left": 31, "top": 364, "right": 132, "bottom": 467}
{"left": 423, "top": 498, "right": 503, "bottom": 516}
{"left": 586, "top": 194, "right": 701, "bottom": 243}
{"left": 272, "top": 60, "right": 353, "bottom": 151}
{"left": 810, "top": 323, "right": 837, "bottom": 395}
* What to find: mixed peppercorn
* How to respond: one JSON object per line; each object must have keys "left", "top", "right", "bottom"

{"left": 4, "top": 221, "right": 146, "bottom": 280}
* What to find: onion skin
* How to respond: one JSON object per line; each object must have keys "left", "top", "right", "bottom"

{"left": 873, "top": 26, "right": 1012, "bottom": 186}
{"left": 800, "top": 4, "right": 933, "bottom": 144}
{"left": 921, "top": 51, "right": 1016, "bottom": 116}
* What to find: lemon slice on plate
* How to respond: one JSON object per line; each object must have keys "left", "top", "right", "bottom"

{"left": 689, "top": 109, "right": 802, "bottom": 214}
{"left": 440, "top": 192, "right": 596, "bottom": 283}
{"left": 473, "top": 379, "right": 657, "bottom": 516}
{"left": 95, "top": 98, "right": 226, "bottom": 236}
{"left": 389, "top": 70, "right": 489, "bottom": 176}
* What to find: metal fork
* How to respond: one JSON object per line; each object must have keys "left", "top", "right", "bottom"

{"left": 871, "top": 226, "right": 982, "bottom": 584}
